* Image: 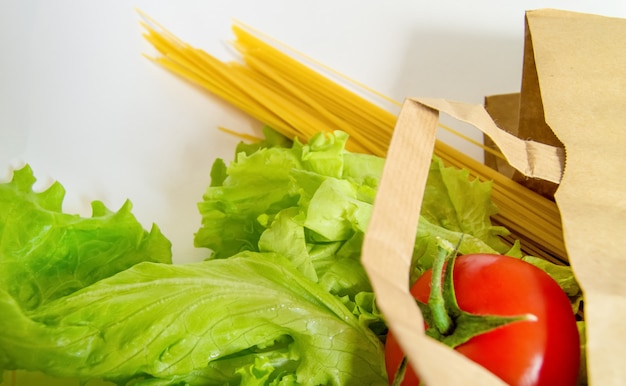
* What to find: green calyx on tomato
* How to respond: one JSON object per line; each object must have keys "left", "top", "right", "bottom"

{"left": 386, "top": 238, "right": 581, "bottom": 386}
{"left": 418, "top": 239, "right": 534, "bottom": 348}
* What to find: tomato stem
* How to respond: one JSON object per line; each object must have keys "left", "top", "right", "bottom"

{"left": 428, "top": 239, "right": 456, "bottom": 335}
{"left": 422, "top": 242, "right": 538, "bottom": 350}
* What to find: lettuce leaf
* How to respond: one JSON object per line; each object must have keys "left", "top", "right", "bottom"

{"left": 0, "top": 164, "right": 387, "bottom": 385}
{"left": 195, "top": 130, "right": 511, "bottom": 304}
{"left": 1, "top": 252, "right": 388, "bottom": 385}
{"left": 195, "top": 144, "right": 302, "bottom": 258}
{"left": 421, "top": 157, "right": 509, "bottom": 252}
{"left": 0, "top": 165, "right": 172, "bottom": 311}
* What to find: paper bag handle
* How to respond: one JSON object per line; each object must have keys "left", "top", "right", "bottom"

{"left": 362, "top": 98, "right": 511, "bottom": 385}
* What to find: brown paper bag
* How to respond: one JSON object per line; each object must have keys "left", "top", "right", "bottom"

{"left": 484, "top": 92, "right": 520, "bottom": 180}
{"left": 362, "top": 8, "right": 626, "bottom": 385}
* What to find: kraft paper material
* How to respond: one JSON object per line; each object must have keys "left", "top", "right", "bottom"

{"left": 484, "top": 93, "right": 520, "bottom": 179}
{"left": 361, "top": 99, "right": 508, "bottom": 385}
{"left": 513, "top": 12, "right": 565, "bottom": 199}
{"left": 527, "top": 8, "right": 626, "bottom": 385}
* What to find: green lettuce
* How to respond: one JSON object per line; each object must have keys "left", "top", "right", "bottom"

{"left": 0, "top": 164, "right": 388, "bottom": 385}
{"left": 0, "top": 165, "right": 172, "bottom": 312}
{"left": 1, "top": 252, "right": 387, "bottom": 385}
{"left": 195, "top": 130, "right": 511, "bottom": 304}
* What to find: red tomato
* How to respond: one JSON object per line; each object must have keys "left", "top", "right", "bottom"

{"left": 385, "top": 254, "right": 580, "bottom": 386}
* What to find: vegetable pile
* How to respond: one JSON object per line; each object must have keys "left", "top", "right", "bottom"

{"left": 0, "top": 129, "right": 581, "bottom": 385}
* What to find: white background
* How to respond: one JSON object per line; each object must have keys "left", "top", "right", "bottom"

{"left": 1, "top": 1, "right": 624, "bottom": 263}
